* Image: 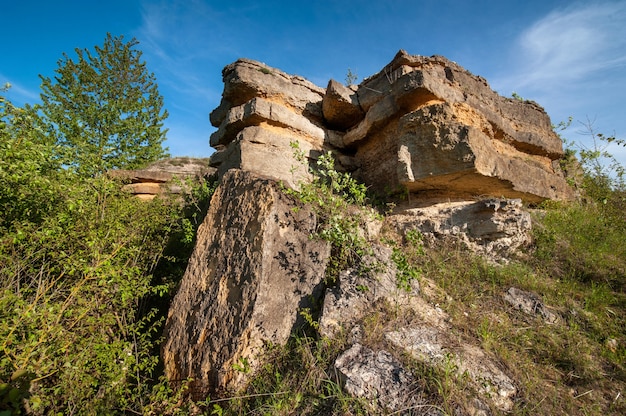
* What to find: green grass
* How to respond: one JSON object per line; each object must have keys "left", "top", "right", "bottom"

{"left": 200, "top": 196, "right": 626, "bottom": 415}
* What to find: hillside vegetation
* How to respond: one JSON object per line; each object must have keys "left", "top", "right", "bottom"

{"left": 1, "top": 36, "right": 625, "bottom": 414}
{"left": 2, "top": 115, "right": 624, "bottom": 414}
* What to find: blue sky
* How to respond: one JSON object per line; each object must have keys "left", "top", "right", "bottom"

{"left": 2, "top": 0, "right": 625, "bottom": 166}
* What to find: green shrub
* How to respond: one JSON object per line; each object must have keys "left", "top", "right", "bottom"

{"left": 0, "top": 170, "right": 215, "bottom": 414}
{"left": 285, "top": 144, "right": 371, "bottom": 282}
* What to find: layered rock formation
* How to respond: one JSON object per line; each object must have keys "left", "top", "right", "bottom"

{"left": 209, "top": 50, "right": 574, "bottom": 203}
{"left": 163, "top": 51, "right": 577, "bottom": 411}
{"left": 109, "top": 157, "right": 214, "bottom": 200}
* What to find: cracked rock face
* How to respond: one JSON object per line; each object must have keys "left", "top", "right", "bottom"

{"left": 208, "top": 50, "right": 574, "bottom": 204}
{"left": 162, "top": 170, "right": 330, "bottom": 396}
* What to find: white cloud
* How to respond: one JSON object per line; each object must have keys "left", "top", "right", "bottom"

{"left": 0, "top": 74, "right": 41, "bottom": 105}
{"left": 499, "top": 2, "right": 626, "bottom": 91}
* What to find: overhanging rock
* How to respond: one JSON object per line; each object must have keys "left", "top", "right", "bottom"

{"left": 208, "top": 50, "right": 575, "bottom": 203}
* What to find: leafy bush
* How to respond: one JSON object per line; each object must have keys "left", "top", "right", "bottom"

{"left": 285, "top": 143, "right": 371, "bottom": 282}
{"left": 0, "top": 97, "right": 215, "bottom": 413}
{"left": 0, "top": 175, "right": 185, "bottom": 414}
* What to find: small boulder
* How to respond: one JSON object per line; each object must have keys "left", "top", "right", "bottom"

{"left": 504, "top": 287, "right": 560, "bottom": 324}
{"left": 335, "top": 343, "right": 440, "bottom": 415}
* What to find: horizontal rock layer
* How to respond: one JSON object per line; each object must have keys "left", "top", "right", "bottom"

{"left": 208, "top": 50, "right": 574, "bottom": 203}
{"left": 108, "top": 157, "right": 214, "bottom": 199}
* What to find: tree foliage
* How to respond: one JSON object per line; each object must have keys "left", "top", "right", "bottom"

{"left": 0, "top": 87, "right": 64, "bottom": 232}
{"left": 38, "top": 33, "right": 169, "bottom": 176}
{"left": 0, "top": 43, "right": 206, "bottom": 414}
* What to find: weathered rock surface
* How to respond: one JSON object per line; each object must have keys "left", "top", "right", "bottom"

{"left": 162, "top": 170, "right": 330, "bottom": 396}
{"left": 319, "top": 244, "right": 425, "bottom": 339}
{"left": 210, "top": 58, "right": 325, "bottom": 127}
{"left": 385, "top": 198, "right": 532, "bottom": 261}
{"left": 208, "top": 50, "right": 574, "bottom": 203}
{"left": 385, "top": 328, "right": 517, "bottom": 412}
{"left": 321, "top": 242, "right": 517, "bottom": 412}
{"left": 504, "top": 287, "right": 560, "bottom": 324}
{"left": 322, "top": 79, "right": 364, "bottom": 131}
{"left": 358, "top": 101, "right": 572, "bottom": 201}
{"left": 334, "top": 343, "right": 441, "bottom": 415}
{"left": 162, "top": 50, "right": 581, "bottom": 411}
{"left": 108, "top": 157, "right": 214, "bottom": 199}
{"left": 208, "top": 59, "right": 331, "bottom": 187}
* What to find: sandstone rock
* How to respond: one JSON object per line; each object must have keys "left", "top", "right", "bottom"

{"left": 322, "top": 79, "right": 365, "bottom": 130}
{"left": 209, "top": 58, "right": 325, "bottom": 128}
{"left": 108, "top": 157, "right": 215, "bottom": 199}
{"left": 210, "top": 97, "right": 326, "bottom": 148}
{"left": 355, "top": 101, "right": 574, "bottom": 202}
{"left": 334, "top": 343, "right": 441, "bottom": 415}
{"left": 504, "top": 287, "right": 560, "bottom": 324}
{"left": 209, "top": 125, "right": 318, "bottom": 189}
{"left": 123, "top": 182, "right": 162, "bottom": 195}
{"left": 355, "top": 50, "right": 563, "bottom": 159}
{"left": 208, "top": 60, "right": 332, "bottom": 189}
{"left": 207, "top": 52, "right": 574, "bottom": 203}
{"left": 110, "top": 157, "right": 214, "bottom": 181}
{"left": 385, "top": 198, "right": 532, "bottom": 262}
{"left": 162, "top": 170, "right": 330, "bottom": 396}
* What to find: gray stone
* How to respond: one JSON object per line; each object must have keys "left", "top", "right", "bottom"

{"left": 335, "top": 343, "right": 442, "bottom": 415}
{"left": 504, "top": 287, "right": 560, "bottom": 324}
{"left": 386, "top": 327, "right": 517, "bottom": 412}
{"left": 319, "top": 244, "right": 421, "bottom": 339}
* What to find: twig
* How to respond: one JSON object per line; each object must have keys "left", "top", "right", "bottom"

{"left": 574, "top": 389, "right": 593, "bottom": 399}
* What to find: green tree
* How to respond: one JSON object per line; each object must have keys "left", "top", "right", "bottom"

{"left": 0, "top": 85, "right": 64, "bottom": 232}
{"left": 39, "top": 33, "right": 169, "bottom": 176}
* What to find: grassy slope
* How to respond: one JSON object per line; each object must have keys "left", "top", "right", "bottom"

{"left": 202, "top": 194, "right": 626, "bottom": 416}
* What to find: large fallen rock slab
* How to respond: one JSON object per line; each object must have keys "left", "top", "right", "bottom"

{"left": 162, "top": 170, "right": 330, "bottom": 396}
